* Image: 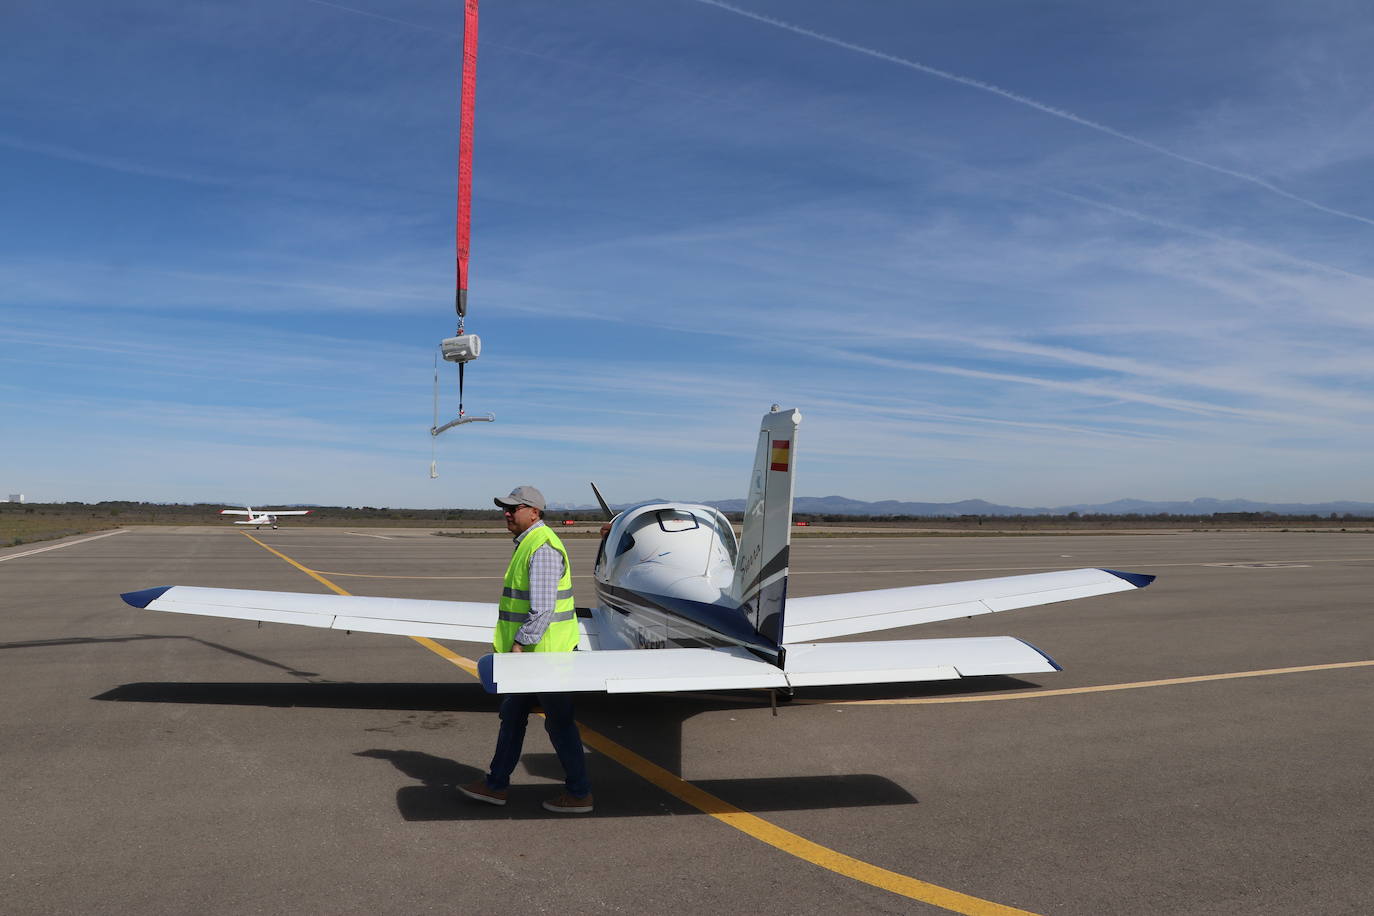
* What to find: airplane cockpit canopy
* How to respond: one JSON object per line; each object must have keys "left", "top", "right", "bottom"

{"left": 596, "top": 502, "right": 738, "bottom": 580}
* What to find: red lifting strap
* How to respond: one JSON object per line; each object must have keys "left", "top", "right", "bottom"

{"left": 455, "top": 0, "right": 479, "bottom": 319}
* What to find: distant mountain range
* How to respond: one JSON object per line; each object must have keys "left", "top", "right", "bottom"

{"left": 555, "top": 496, "right": 1374, "bottom": 517}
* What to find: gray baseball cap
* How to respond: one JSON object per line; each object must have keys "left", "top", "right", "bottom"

{"left": 494, "top": 485, "right": 546, "bottom": 511}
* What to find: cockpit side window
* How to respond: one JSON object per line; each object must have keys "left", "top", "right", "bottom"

{"left": 713, "top": 512, "right": 738, "bottom": 563}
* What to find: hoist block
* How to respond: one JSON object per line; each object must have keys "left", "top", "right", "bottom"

{"left": 441, "top": 334, "right": 482, "bottom": 363}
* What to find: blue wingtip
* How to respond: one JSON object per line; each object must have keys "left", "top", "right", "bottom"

{"left": 1020, "top": 640, "right": 1063, "bottom": 671}
{"left": 477, "top": 654, "right": 498, "bottom": 694}
{"left": 1101, "top": 569, "right": 1156, "bottom": 589}
{"left": 121, "top": 586, "right": 172, "bottom": 609}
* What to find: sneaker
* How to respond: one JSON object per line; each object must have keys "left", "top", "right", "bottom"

{"left": 542, "top": 791, "right": 594, "bottom": 814}
{"left": 458, "top": 779, "right": 508, "bottom": 806}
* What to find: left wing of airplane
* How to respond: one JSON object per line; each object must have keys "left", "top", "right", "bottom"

{"left": 122, "top": 586, "right": 503, "bottom": 643}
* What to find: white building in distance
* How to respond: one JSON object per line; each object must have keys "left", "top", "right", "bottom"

{"left": 7, "top": 494, "right": 24, "bottom": 503}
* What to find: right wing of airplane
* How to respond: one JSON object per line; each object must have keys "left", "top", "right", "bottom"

{"left": 219, "top": 510, "right": 253, "bottom": 516}
{"left": 780, "top": 568, "right": 1153, "bottom": 642}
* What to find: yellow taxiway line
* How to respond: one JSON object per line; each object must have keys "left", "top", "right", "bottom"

{"left": 235, "top": 531, "right": 1373, "bottom": 914}
{"left": 237, "top": 530, "right": 1037, "bottom": 915}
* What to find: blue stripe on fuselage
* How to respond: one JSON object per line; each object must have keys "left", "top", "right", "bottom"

{"left": 596, "top": 582, "right": 780, "bottom": 659}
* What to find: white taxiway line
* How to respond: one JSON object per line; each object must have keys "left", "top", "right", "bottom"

{"left": 0, "top": 528, "right": 129, "bottom": 562}
{"left": 344, "top": 531, "right": 395, "bottom": 540}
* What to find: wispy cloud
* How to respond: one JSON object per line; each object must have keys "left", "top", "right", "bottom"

{"left": 5, "top": 2, "right": 1373, "bottom": 505}
{"left": 690, "top": 0, "right": 1374, "bottom": 228}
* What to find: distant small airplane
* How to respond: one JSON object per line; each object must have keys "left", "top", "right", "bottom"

{"left": 219, "top": 507, "right": 312, "bottom": 530}
{"left": 128, "top": 408, "right": 1152, "bottom": 694}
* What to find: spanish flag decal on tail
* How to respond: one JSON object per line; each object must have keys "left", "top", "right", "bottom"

{"left": 770, "top": 440, "right": 790, "bottom": 472}
{"left": 736, "top": 408, "right": 801, "bottom": 647}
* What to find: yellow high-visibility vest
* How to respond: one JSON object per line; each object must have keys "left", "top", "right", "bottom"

{"left": 494, "top": 524, "right": 578, "bottom": 653}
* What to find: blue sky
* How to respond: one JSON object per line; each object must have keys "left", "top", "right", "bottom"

{"left": 3, "top": 0, "right": 1373, "bottom": 509}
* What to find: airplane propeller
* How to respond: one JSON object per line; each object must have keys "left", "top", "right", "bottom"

{"left": 590, "top": 482, "right": 615, "bottom": 521}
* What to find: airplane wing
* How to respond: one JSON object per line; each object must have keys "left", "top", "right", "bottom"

{"left": 480, "top": 646, "right": 788, "bottom": 694}
{"left": 479, "top": 635, "right": 1062, "bottom": 694}
{"left": 270, "top": 510, "right": 312, "bottom": 516}
{"left": 122, "top": 586, "right": 502, "bottom": 643}
{"left": 219, "top": 510, "right": 253, "bottom": 516}
{"left": 782, "top": 568, "right": 1153, "bottom": 642}
{"left": 780, "top": 636, "right": 1057, "bottom": 686}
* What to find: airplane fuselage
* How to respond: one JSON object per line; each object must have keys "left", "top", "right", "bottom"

{"left": 590, "top": 502, "right": 777, "bottom": 658}
{"left": 222, "top": 507, "right": 309, "bottom": 529}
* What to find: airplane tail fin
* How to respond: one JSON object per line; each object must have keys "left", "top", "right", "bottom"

{"left": 733, "top": 407, "right": 801, "bottom": 647}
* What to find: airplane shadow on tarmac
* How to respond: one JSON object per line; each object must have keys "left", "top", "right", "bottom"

{"left": 95, "top": 679, "right": 922, "bottom": 818}
{"left": 356, "top": 748, "right": 918, "bottom": 821}
{"left": 7, "top": 633, "right": 324, "bottom": 678}
{"left": 87, "top": 634, "right": 1052, "bottom": 820}
{"left": 94, "top": 671, "right": 1052, "bottom": 821}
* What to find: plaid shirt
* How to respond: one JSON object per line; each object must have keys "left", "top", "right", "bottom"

{"left": 511, "top": 521, "right": 566, "bottom": 646}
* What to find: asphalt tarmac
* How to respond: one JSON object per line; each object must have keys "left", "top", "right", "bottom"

{"left": 2, "top": 527, "right": 1370, "bottom": 915}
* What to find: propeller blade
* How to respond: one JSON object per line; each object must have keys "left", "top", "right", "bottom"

{"left": 589, "top": 482, "right": 614, "bottom": 521}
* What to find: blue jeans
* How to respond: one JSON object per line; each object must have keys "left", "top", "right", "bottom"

{"left": 485, "top": 692, "right": 590, "bottom": 797}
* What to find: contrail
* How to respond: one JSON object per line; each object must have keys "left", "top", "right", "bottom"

{"left": 690, "top": 0, "right": 1374, "bottom": 229}
{"left": 300, "top": 0, "right": 725, "bottom": 102}
{"left": 301, "top": 0, "right": 456, "bottom": 37}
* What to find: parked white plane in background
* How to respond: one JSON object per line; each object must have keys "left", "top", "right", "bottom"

{"left": 127, "top": 408, "right": 1153, "bottom": 694}
{"left": 220, "top": 507, "right": 312, "bottom": 530}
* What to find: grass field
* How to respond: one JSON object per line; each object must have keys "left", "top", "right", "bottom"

{"left": 0, "top": 513, "right": 124, "bottom": 547}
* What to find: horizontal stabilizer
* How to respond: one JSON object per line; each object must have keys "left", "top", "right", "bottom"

{"left": 479, "top": 646, "right": 788, "bottom": 694}
{"left": 781, "top": 636, "right": 1059, "bottom": 687}
{"left": 122, "top": 585, "right": 502, "bottom": 643}
{"left": 478, "top": 635, "right": 1061, "bottom": 695}
{"left": 783, "top": 567, "right": 1153, "bottom": 642}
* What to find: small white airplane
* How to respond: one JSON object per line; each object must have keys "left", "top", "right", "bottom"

{"left": 219, "top": 506, "right": 312, "bottom": 530}
{"left": 126, "top": 408, "right": 1152, "bottom": 695}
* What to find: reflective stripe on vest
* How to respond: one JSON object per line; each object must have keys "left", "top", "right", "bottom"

{"left": 494, "top": 524, "right": 579, "bottom": 654}
{"left": 502, "top": 586, "right": 576, "bottom": 601}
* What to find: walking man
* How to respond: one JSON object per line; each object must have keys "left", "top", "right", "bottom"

{"left": 460, "top": 485, "right": 593, "bottom": 813}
